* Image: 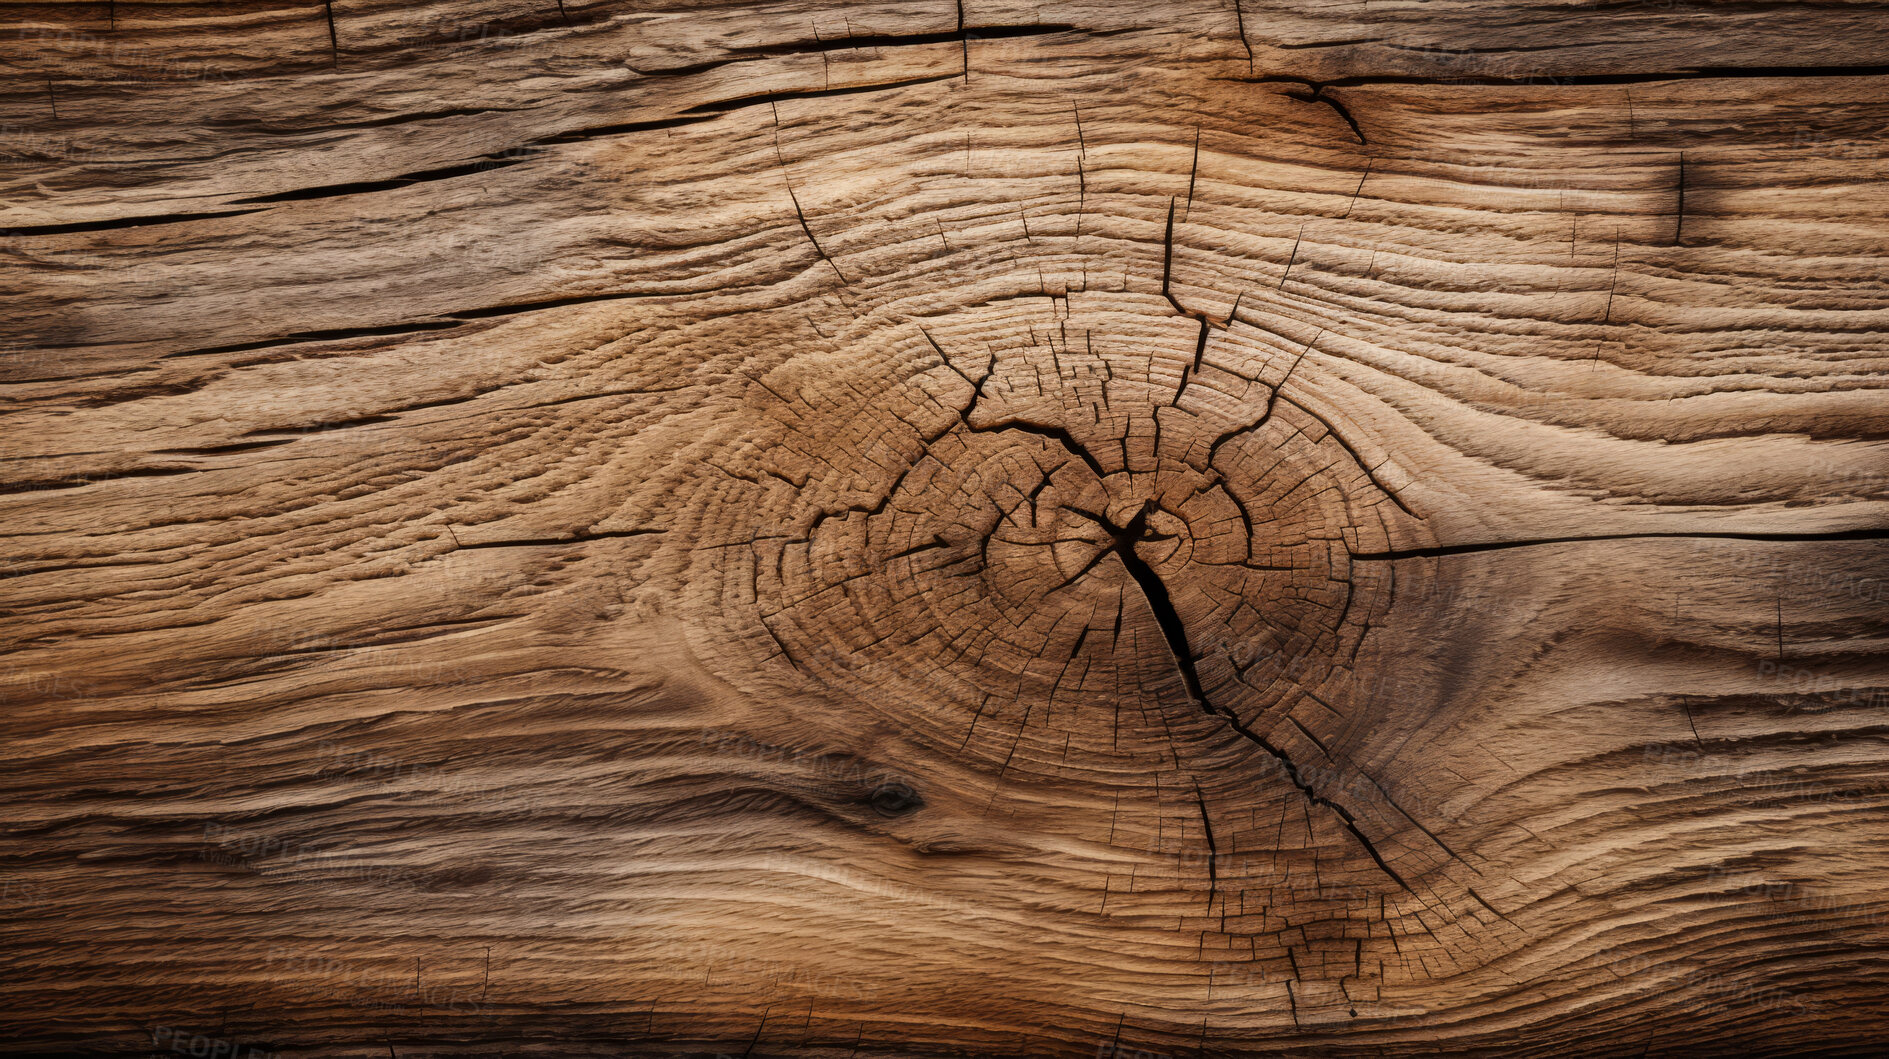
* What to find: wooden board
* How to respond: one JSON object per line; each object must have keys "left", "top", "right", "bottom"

{"left": 4, "top": 1, "right": 1888, "bottom": 1054}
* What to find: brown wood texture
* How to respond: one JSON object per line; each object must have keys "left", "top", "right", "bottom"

{"left": 5, "top": 1, "right": 1889, "bottom": 1055}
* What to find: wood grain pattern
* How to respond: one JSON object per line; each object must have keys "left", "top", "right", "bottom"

{"left": 4, "top": 1, "right": 1888, "bottom": 1055}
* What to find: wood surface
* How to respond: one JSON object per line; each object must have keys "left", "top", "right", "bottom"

{"left": 4, "top": 1, "right": 1889, "bottom": 1055}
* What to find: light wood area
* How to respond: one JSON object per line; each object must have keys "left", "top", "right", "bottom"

{"left": 3, "top": 1, "right": 1888, "bottom": 1055}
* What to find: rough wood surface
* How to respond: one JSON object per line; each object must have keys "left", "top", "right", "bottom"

{"left": 4, "top": 2, "right": 1888, "bottom": 1055}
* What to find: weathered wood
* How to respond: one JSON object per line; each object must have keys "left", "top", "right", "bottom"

{"left": 3, "top": 1, "right": 1888, "bottom": 1055}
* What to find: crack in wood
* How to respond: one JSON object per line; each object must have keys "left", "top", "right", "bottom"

{"left": 322, "top": 0, "right": 339, "bottom": 66}
{"left": 785, "top": 182, "right": 849, "bottom": 285}
{"left": 1281, "top": 83, "right": 1367, "bottom": 145}
{"left": 1226, "top": 64, "right": 1889, "bottom": 89}
{"left": 4, "top": 208, "right": 266, "bottom": 237}
{"left": 1674, "top": 150, "right": 1687, "bottom": 246}
{"left": 1351, "top": 526, "right": 1889, "bottom": 560}
{"left": 233, "top": 153, "right": 537, "bottom": 204}
{"left": 1193, "top": 780, "right": 1219, "bottom": 916}
{"left": 683, "top": 72, "right": 960, "bottom": 116}
{"left": 454, "top": 528, "right": 665, "bottom": 549}
{"left": 1230, "top": 0, "right": 1253, "bottom": 73}
{"left": 1081, "top": 487, "right": 1418, "bottom": 892}
{"left": 1160, "top": 196, "right": 1236, "bottom": 406}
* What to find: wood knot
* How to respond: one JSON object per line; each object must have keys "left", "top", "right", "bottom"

{"left": 867, "top": 782, "right": 923, "bottom": 817}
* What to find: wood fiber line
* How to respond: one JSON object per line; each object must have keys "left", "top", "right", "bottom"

{"left": 2, "top": 1, "right": 1888, "bottom": 1056}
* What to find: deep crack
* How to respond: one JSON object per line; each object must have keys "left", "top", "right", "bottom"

{"left": 1102, "top": 496, "right": 1415, "bottom": 893}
